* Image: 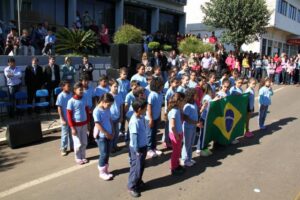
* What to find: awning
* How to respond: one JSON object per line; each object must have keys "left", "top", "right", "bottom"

{"left": 287, "top": 38, "right": 300, "bottom": 45}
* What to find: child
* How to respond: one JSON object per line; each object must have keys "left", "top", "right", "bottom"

{"left": 196, "top": 84, "right": 213, "bottom": 156}
{"left": 145, "top": 74, "right": 153, "bottom": 98}
{"left": 168, "top": 92, "right": 185, "bottom": 175}
{"left": 207, "top": 72, "right": 217, "bottom": 97}
{"left": 195, "top": 76, "right": 206, "bottom": 108}
{"left": 258, "top": 77, "right": 273, "bottom": 130}
{"left": 67, "top": 82, "right": 90, "bottom": 165}
{"left": 131, "top": 64, "right": 147, "bottom": 88}
{"left": 244, "top": 78, "right": 257, "bottom": 138}
{"left": 191, "top": 58, "right": 201, "bottom": 74}
{"left": 229, "top": 77, "right": 243, "bottom": 96}
{"left": 94, "top": 75, "right": 109, "bottom": 101}
{"left": 181, "top": 88, "right": 200, "bottom": 167}
{"left": 127, "top": 99, "right": 148, "bottom": 198}
{"left": 146, "top": 77, "right": 164, "bottom": 158}
{"left": 216, "top": 78, "right": 230, "bottom": 98}
{"left": 56, "top": 80, "right": 73, "bottom": 156}
{"left": 109, "top": 79, "right": 124, "bottom": 153}
{"left": 163, "top": 77, "right": 179, "bottom": 148}
{"left": 93, "top": 93, "right": 115, "bottom": 180}
{"left": 218, "top": 69, "right": 230, "bottom": 87}
{"left": 177, "top": 60, "right": 190, "bottom": 79}
{"left": 229, "top": 69, "right": 239, "bottom": 87}
{"left": 188, "top": 71, "right": 198, "bottom": 88}
{"left": 266, "top": 58, "right": 275, "bottom": 82}
{"left": 177, "top": 74, "right": 189, "bottom": 93}
{"left": 163, "top": 69, "right": 176, "bottom": 94}
{"left": 153, "top": 66, "right": 162, "bottom": 78}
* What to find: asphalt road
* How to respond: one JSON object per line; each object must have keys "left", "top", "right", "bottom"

{"left": 0, "top": 85, "right": 299, "bottom": 200}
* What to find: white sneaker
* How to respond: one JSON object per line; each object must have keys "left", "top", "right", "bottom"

{"left": 196, "top": 150, "right": 201, "bottom": 155}
{"left": 155, "top": 149, "right": 163, "bottom": 156}
{"left": 231, "top": 139, "right": 239, "bottom": 145}
{"left": 147, "top": 150, "right": 157, "bottom": 158}
{"left": 99, "top": 173, "right": 111, "bottom": 181}
{"left": 180, "top": 159, "right": 185, "bottom": 166}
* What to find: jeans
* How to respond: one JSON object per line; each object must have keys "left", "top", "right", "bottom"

{"left": 181, "top": 125, "right": 196, "bottom": 162}
{"left": 61, "top": 124, "right": 73, "bottom": 150}
{"left": 146, "top": 118, "right": 160, "bottom": 151}
{"left": 281, "top": 69, "right": 287, "bottom": 84}
{"left": 8, "top": 84, "right": 20, "bottom": 117}
{"left": 169, "top": 132, "right": 183, "bottom": 170}
{"left": 254, "top": 67, "right": 262, "bottom": 81}
{"left": 112, "top": 120, "right": 120, "bottom": 148}
{"left": 21, "top": 45, "right": 35, "bottom": 56}
{"left": 259, "top": 105, "right": 269, "bottom": 128}
{"left": 162, "top": 119, "right": 171, "bottom": 145}
{"left": 242, "top": 68, "right": 250, "bottom": 79}
{"left": 96, "top": 137, "right": 112, "bottom": 167}
{"left": 128, "top": 146, "right": 147, "bottom": 190}
{"left": 274, "top": 73, "right": 280, "bottom": 85}
{"left": 72, "top": 125, "right": 88, "bottom": 161}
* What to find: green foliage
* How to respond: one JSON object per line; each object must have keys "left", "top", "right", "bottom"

{"left": 113, "top": 24, "right": 144, "bottom": 44}
{"left": 56, "top": 28, "right": 97, "bottom": 55}
{"left": 148, "top": 41, "right": 160, "bottom": 50}
{"left": 163, "top": 44, "right": 172, "bottom": 51}
{"left": 201, "top": 0, "right": 271, "bottom": 51}
{"left": 178, "top": 36, "right": 213, "bottom": 55}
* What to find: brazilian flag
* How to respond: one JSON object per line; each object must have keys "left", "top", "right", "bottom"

{"left": 202, "top": 93, "right": 249, "bottom": 148}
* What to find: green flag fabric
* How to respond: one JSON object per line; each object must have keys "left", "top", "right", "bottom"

{"left": 202, "top": 93, "right": 249, "bottom": 148}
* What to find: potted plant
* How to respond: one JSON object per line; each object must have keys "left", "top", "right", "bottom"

{"left": 178, "top": 36, "right": 213, "bottom": 55}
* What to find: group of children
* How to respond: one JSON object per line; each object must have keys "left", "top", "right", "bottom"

{"left": 55, "top": 60, "right": 274, "bottom": 198}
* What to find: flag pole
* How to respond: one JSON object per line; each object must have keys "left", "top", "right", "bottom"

{"left": 17, "top": 0, "right": 21, "bottom": 36}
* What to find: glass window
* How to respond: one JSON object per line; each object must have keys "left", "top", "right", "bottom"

{"left": 288, "top": 4, "right": 297, "bottom": 20}
{"left": 278, "top": 0, "right": 288, "bottom": 16}
{"left": 124, "top": 5, "right": 151, "bottom": 33}
{"left": 298, "top": 10, "right": 300, "bottom": 23}
{"left": 159, "top": 12, "right": 179, "bottom": 34}
{"left": 267, "top": 40, "right": 273, "bottom": 56}
{"left": 261, "top": 38, "right": 267, "bottom": 56}
{"left": 283, "top": 43, "right": 287, "bottom": 54}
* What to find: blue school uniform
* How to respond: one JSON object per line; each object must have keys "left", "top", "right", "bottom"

{"left": 200, "top": 95, "right": 212, "bottom": 120}
{"left": 117, "top": 78, "right": 130, "bottom": 101}
{"left": 67, "top": 97, "right": 87, "bottom": 122}
{"left": 129, "top": 114, "right": 147, "bottom": 150}
{"left": 183, "top": 103, "right": 198, "bottom": 128}
{"left": 216, "top": 90, "right": 229, "bottom": 98}
{"left": 130, "top": 74, "right": 147, "bottom": 88}
{"left": 229, "top": 86, "right": 243, "bottom": 95}
{"left": 229, "top": 76, "right": 236, "bottom": 87}
{"left": 188, "top": 80, "right": 197, "bottom": 88}
{"left": 145, "top": 85, "right": 151, "bottom": 98}
{"left": 125, "top": 91, "right": 135, "bottom": 119}
{"left": 168, "top": 108, "right": 183, "bottom": 134}
{"left": 245, "top": 87, "right": 255, "bottom": 112}
{"left": 93, "top": 107, "right": 112, "bottom": 138}
{"left": 163, "top": 81, "right": 169, "bottom": 94}
{"left": 164, "top": 87, "right": 176, "bottom": 113}
{"left": 208, "top": 82, "right": 217, "bottom": 95}
{"left": 145, "top": 91, "right": 163, "bottom": 121}
{"left": 83, "top": 86, "right": 95, "bottom": 109}
{"left": 177, "top": 85, "right": 189, "bottom": 93}
{"left": 94, "top": 85, "right": 109, "bottom": 98}
{"left": 259, "top": 86, "right": 273, "bottom": 106}
{"left": 110, "top": 93, "right": 123, "bottom": 121}
{"left": 56, "top": 91, "right": 72, "bottom": 120}
{"left": 177, "top": 70, "right": 189, "bottom": 80}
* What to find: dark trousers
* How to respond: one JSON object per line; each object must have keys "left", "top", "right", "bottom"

{"left": 254, "top": 68, "right": 262, "bottom": 81}
{"left": 145, "top": 118, "right": 160, "bottom": 150}
{"left": 46, "top": 81, "right": 59, "bottom": 107}
{"left": 27, "top": 87, "right": 41, "bottom": 104}
{"left": 7, "top": 85, "right": 20, "bottom": 117}
{"left": 96, "top": 137, "right": 111, "bottom": 167}
{"left": 101, "top": 43, "right": 110, "bottom": 54}
{"left": 128, "top": 146, "right": 147, "bottom": 191}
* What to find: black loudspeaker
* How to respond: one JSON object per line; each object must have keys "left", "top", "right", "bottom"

{"left": 111, "top": 44, "right": 128, "bottom": 69}
{"left": 6, "top": 120, "right": 43, "bottom": 149}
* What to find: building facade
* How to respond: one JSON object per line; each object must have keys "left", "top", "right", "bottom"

{"left": 0, "top": 0, "right": 186, "bottom": 35}
{"left": 185, "top": 0, "right": 300, "bottom": 56}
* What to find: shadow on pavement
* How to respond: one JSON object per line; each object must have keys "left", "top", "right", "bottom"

{"left": 0, "top": 146, "right": 27, "bottom": 172}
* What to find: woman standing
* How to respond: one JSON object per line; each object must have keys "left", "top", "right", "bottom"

{"left": 61, "top": 57, "right": 76, "bottom": 84}
{"left": 100, "top": 24, "right": 110, "bottom": 55}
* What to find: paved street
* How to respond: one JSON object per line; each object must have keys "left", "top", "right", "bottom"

{"left": 0, "top": 85, "right": 299, "bottom": 200}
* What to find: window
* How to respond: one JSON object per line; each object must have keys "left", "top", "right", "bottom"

{"left": 267, "top": 40, "right": 273, "bottom": 56}
{"left": 298, "top": 9, "right": 300, "bottom": 23}
{"left": 159, "top": 12, "right": 179, "bottom": 34}
{"left": 261, "top": 38, "right": 267, "bottom": 56}
{"left": 278, "top": 0, "right": 288, "bottom": 16}
{"left": 288, "top": 4, "right": 297, "bottom": 20}
{"left": 124, "top": 5, "right": 151, "bottom": 33}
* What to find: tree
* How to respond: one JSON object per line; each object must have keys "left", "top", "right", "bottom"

{"left": 201, "top": 0, "right": 271, "bottom": 52}
{"left": 178, "top": 36, "right": 214, "bottom": 55}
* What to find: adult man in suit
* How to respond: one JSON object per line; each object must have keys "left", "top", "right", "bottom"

{"left": 78, "top": 55, "right": 94, "bottom": 81}
{"left": 25, "top": 57, "right": 44, "bottom": 105}
{"left": 43, "top": 56, "right": 60, "bottom": 107}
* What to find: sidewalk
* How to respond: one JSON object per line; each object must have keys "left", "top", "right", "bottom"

{"left": 0, "top": 112, "right": 61, "bottom": 145}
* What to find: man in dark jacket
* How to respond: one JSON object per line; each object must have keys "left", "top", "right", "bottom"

{"left": 78, "top": 55, "right": 94, "bottom": 81}
{"left": 43, "top": 56, "right": 60, "bottom": 106}
{"left": 25, "top": 57, "right": 43, "bottom": 105}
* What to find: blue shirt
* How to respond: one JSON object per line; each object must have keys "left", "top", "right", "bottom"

{"left": 117, "top": 78, "right": 130, "bottom": 101}
{"left": 229, "top": 76, "right": 236, "bottom": 87}
{"left": 168, "top": 108, "right": 183, "bottom": 134}
{"left": 229, "top": 86, "right": 243, "bottom": 96}
{"left": 93, "top": 107, "right": 112, "bottom": 138}
{"left": 259, "top": 86, "right": 273, "bottom": 106}
{"left": 217, "top": 90, "right": 229, "bottom": 98}
{"left": 201, "top": 95, "right": 212, "bottom": 120}
{"left": 131, "top": 74, "right": 147, "bottom": 88}
{"left": 125, "top": 91, "right": 135, "bottom": 119}
{"left": 177, "top": 70, "right": 189, "bottom": 79}
{"left": 129, "top": 114, "right": 147, "bottom": 149}
{"left": 245, "top": 87, "right": 255, "bottom": 110}
{"left": 188, "top": 80, "right": 197, "bottom": 88}
{"left": 145, "top": 85, "right": 151, "bottom": 98}
{"left": 208, "top": 83, "right": 217, "bottom": 95}
{"left": 56, "top": 91, "right": 72, "bottom": 121}
{"left": 177, "top": 85, "right": 188, "bottom": 93}
{"left": 183, "top": 103, "right": 198, "bottom": 128}
{"left": 83, "top": 86, "right": 95, "bottom": 109}
{"left": 110, "top": 93, "right": 123, "bottom": 121}
{"left": 67, "top": 97, "right": 87, "bottom": 122}
{"left": 146, "top": 91, "right": 163, "bottom": 120}
{"left": 4, "top": 66, "right": 22, "bottom": 86}
{"left": 94, "top": 86, "right": 109, "bottom": 97}
{"left": 165, "top": 87, "right": 176, "bottom": 113}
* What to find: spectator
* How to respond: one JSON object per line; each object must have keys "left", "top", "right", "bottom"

{"left": 201, "top": 52, "right": 212, "bottom": 70}
{"left": 89, "top": 20, "right": 99, "bottom": 35}
{"left": 208, "top": 31, "right": 218, "bottom": 44}
{"left": 42, "top": 29, "right": 56, "bottom": 55}
{"left": 82, "top": 11, "right": 92, "bottom": 30}
{"left": 4, "top": 28, "right": 19, "bottom": 55}
{"left": 100, "top": 24, "right": 110, "bottom": 55}
{"left": 43, "top": 56, "right": 61, "bottom": 106}
{"left": 61, "top": 57, "right": 76, "bottom": 84}
{"left": 78, "top": 55, "right": 94, "bottom": 81}
{"left": 19, "top": 29, "right": 35, "bottom": 56}
{"left": 141, "top": 52, "right": 151, "bottom": 72}
{"left": 75, "top": 11, "right": 82, "bottom": 29}
{"left": 150, "top": 51, "right": 161, "bottom": 68}
{"left": 4, "top": 58, "right": 22, "bottom": 117}
{"left": 25, "top": 57, "right": 43, "bottom": 106}
{"left": 202, "top": 34, "right": 209, "bottom": 43}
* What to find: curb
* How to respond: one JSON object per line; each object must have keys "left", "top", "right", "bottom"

{"left": 0, "top": 126, "right": 61, "bottom": 146}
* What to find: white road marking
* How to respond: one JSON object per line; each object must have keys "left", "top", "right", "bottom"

{"left": 0, "top": 86, "right": 287, "bottom": 199}
{"left": 0, "top": 160, "right": 98, "bottom": 199}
